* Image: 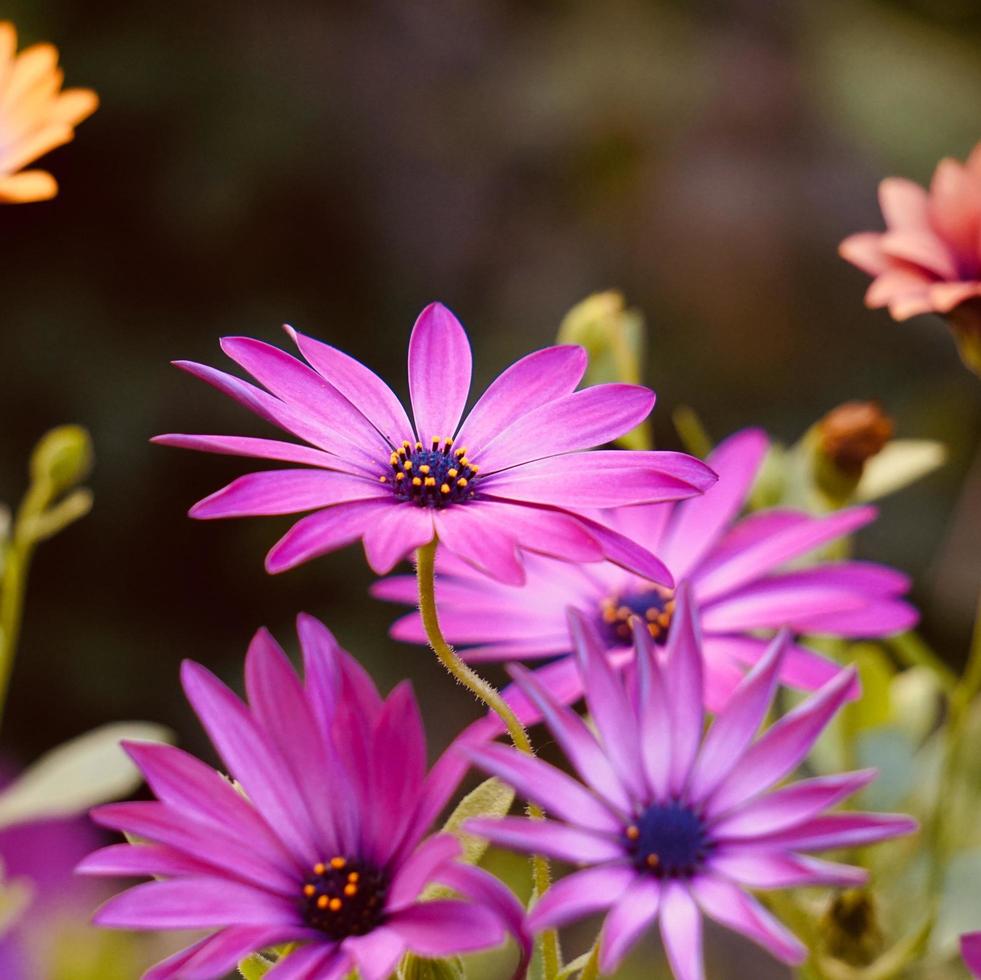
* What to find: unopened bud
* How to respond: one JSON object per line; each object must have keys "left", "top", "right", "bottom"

{"left": 558, "top": 290, "right": 650, "bottom": 448}
{"left": 818, "top": 402, "right": 894, "bottom": 478}
{"left": 820, "top": 889, "right": 884, "bottom": 967}
{"left": 29, "top": 425, "right": 93, "bottom": 498}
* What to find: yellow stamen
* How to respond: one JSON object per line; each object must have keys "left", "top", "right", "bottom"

{"left": 395, "top": 472, "right": 405, "bottom": 482}
{"left": 344, "top": 883, "right": 358, "bottom": 896}
{"left": 447, "top": 468, "right": 458, "bottom": 478}
{"left": 317, "top": 894, "right": 329, "bottom": 909}
{"left": 418, "top": 464, "right": 430, "bottom": 474}
{"left": 304, "top": 884, "right": 316, "bottom": 897}
{"left": 646, "top": 853, "right": 660, "bottom": 869}
{"left": 424, "top": 476, "right": 436, "bottom": 487}
{"left": 456, "top": 478, "right": 468, "bottom": 488}
{"left": 440, "top": 483, "right": 451, "bottom": 494}
{"left": 330, "top": 857, "right": 347, "bottom": 870}
{"left": 314, "top": 862, "right": 326, "bottom": 875}
{"left": 329, "top": 897, "right": 342, "bottom": 912}
{"left": 412, "top": 477, "right": 422, "bottom": 487}
{"left": 403, "top": 460, "right": 413, "bottom": 471}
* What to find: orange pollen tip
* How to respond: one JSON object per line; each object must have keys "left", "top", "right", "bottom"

{"left": 344, "top": 883, "right": 358, "bottom": 896}
{"left": 412, "top": 477, "right": 422, "bottom": 487}
{"left": 627, "top": 825, "right": 640, "bottom": 841}
{"left": 459, "top": 458, "right": 469, "bottom": 468}
{"left": 304, "top": 884, "right": 316, "bottom": 897}
{"left": 469, "top": 465, "right": 479, "bottom": 474}
{"left": 440, "top": 483, "right": 451, "bottom": 494}
{"left": 314, "top": 863, "right": 327, "bottom": 875}
{"left": 447, "top": 468, "right": 458, "bottom": 478}
{"left": 415, "top": 442, "right": 423, "bottom": 450}
{"left": 390, "top": 453, "right": 399, "bottom": 465}
{"left": 329, "top": 897, "right": 343, "bottom": 912}
{"left": 317, "top": 894, "right": 329, "bottom": 909}
{"left": 424, "top": 476, "right": 436, "bottom": 487}
{"left": 401, "top": 441, "right": 411, "bottom": 450}
{"left": 403, "top": 461, "right": 413, "bottom": 470}
{"left": 347, "top": 872, "right": 360, "bottom": 883}
{"left": 457, "top": 478, "right": 468, "bottom": 488}
{"left": 396, "top": 472, "right": 405, "bottom": 481}
{"left": 646, "top": 853, "right": 660, "bottom": 868}
{"left": 418, "top": 464, "right": 430, "bottom": 474}
{"left": 330, "top": 857, "right": 347, "bottom": 870}
{"left": 379, "top": 476, "right": 387, "bottom": 483}
{"left": 455, "top": 447, "right": 466, "bottom": 457}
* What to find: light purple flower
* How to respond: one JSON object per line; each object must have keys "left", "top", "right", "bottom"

{"left": 376, "top": 428, "right": 916, "bottom": 711}
{"left": 964, "top": 933, "right": 981, "bottom": 977}
{"left": 78, "top": 615, "right": 527, "bottom": 980}
{"left": 464, "top": 588, "right": 917, "bottom": 979}
{"left": 153, "top": 303, "right": 715, "bottom": 584}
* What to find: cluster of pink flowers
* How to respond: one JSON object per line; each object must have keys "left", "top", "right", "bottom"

{"left": 79, "top": 301, "right": 932, "bottom": 980}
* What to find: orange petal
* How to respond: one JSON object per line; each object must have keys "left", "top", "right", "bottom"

{"left": 0, "top": 169, "right": 57, "bottom": 202}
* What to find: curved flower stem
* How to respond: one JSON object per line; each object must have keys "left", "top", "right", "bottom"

{"left": 415, "top": 539, "right": 559, "bottom": 980}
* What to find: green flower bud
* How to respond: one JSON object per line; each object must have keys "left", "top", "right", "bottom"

{"left": 399, "top": 954, "right": 465, "bottom": 980}
{"left": 29, "top": 425, "right": 93, "bottom": 499}
{"left": 558, "top": 291, "right": 650, "bottom": 449}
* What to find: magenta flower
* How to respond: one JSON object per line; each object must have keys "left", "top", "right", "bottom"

{"left": 839, "top": 146, "right": 981, "bottom": 373}
{"left": 964, "top": 933, "right": 981, "bottom": 978}
{"left": 153, "top": 303, "right": 715, "bottom": 584}
{"left": 375, "top": 428, "right": 916, "bottom": 711}
{"left": 465, "top": 590, "right": 917, "bottom": 979}
{"left": 78, "top": 615, "right": 527, "bottom": 980}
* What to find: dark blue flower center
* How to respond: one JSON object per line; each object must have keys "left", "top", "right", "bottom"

{"left": 380, "top": 438, "right": 479, "bottom": 509}
{"left": 301, "top": 856, "right": 387, "bottom": 938}
{"left": 599, "top": 586, "right": 676, "bottom": 646}
{"left": 625, "top": 802, "right": 711, "bottom": 878}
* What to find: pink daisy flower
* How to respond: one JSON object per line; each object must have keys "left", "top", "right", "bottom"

{"left": 839, "top": 146, "right": 981, "bottom": 373}
{"left": 375, "top": 428, "right": 917, "bottom": 712}
{"left": 154, "top": 303, "right": 715, "bottom": 584}
{"left": 465, "top": 590, "right": 918, "bottom": 979}
{"left": 78, "top": 615, "right": 527, "bottom": 980}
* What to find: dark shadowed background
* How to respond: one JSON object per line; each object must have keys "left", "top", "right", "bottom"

{"left": 0, "top": 0, "right": 979, "bottom": 975}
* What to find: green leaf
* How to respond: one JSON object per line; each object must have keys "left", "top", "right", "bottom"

{"left": 0, "top": 722, "right": 172, "bottom": 829}
{"left": 238, "top": 953, "right": 274, "bottom": 979}
{"left": 844, "top": 645, "right": 894, "bottom": 734}
{"left": 855, "top": 440, "right": 946, "bottom": 502}
{"left": 438, "top": 777, "right": 515, "bottom": 868}
{"left": 397, "top": 955, "right": 465, "bottom": 980}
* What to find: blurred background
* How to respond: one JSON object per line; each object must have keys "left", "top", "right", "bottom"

{"left": 0, "top": 0, "right": 979, "bottom": 975}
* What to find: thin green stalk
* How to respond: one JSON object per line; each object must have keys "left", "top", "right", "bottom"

{"left": 416, "top": 539, "right": 559, "bottom": 980}
{"left": 579, "top": 941, "right": 601, "bottom": 980}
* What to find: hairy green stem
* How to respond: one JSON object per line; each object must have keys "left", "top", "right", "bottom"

{"left": 416, "top": 539, "right": 559, "bottom": 980}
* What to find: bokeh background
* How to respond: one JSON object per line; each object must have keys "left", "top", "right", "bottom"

{"left": 1, "top": 0, "right": 980, "bottom": 976}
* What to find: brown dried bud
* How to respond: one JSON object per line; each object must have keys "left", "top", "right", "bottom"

{"left": 818, "top": 401, "right": 894, "bottom": 477}
{"left": 820, "top": 889, "right": 884, "bottom": 967}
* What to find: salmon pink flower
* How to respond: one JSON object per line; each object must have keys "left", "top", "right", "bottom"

{"left": 0, "top": 22, "right": 98, "bottom": 203}
{"left": 466, "top": 591, "right": 917, "bottom": 979}
{"left": 840, "top": 146, "right": 981, "bottom": 374}
{"left": 78, "top": 615, "right": 527, "bottom": 980}
{"left": 155, "top": 303, "right": 715, "bottom": 584}
{"left": 375, "top": 428, "right": 916, "bottom": 712}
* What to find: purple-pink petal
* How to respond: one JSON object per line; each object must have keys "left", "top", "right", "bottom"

{"left": 692, "top": 876, "right": 806, "bottom": 966}
{"left": 145, "top": 926, "right": 296, "bottom": 980}
{"left": 659, "top": 883, "right": 705, "bottom": 980}
{"left": 386, "top": 900, "right": 505, "bottom": 956}
{"left": 705, "top": 666, "right": 858, "bottom": 817}
{"left": 466, "top": 743, "right": 621, "bottom": 833}
{"left": 361, "top": 504, "right": 434, "bottom": 575}
{"left": 342, "top": 927, "right": 406, "bottom": 980}
{"left": 455, "top": 344, "right": 587, "bottom": 451}
{"left": 527, "top": 866, "right": 635, "bottom": 931}
{"left": 751, "top": 812, "right": 918, "bottom": 851}
{"left": 689, "top": 632, "right": 787, "bottom": 804}
{"left": 190, "top": 469, "right": 386, "bottom": 519}
{"left": 476, "top": 383, "right": 656, "bottom": 472}
{"left": 265, "top": 498, "right": 394, "bottom": 574}
{"left": 663, "top": 586, "right": 705, "bottom": 795}
{"left": 465, "top": 816, "right": 623, "bottom": 865}
{"left": 151, "top": 433, "right": 339, "bottom": 469}
{"left": 709, "top": 851, "right": 869, "bottom": 889}
{"left": 407, "top": 303, "right": 472, "bottom": 445}
{"left": 284, "top": 324, "right": 414, "bottom": 447}
{"left": 433, "top": 507, "right": 525, "bottom": 585}
{"left": 600, "top": 875, "right": 662, "bottom": 973}
{"left": 484, "top": 450, "right": 715, "bottom": 508}
{"left": 657, "top": 427, "right": 768, "bottom": 579}
{"left": 94, "top": 877, "right": 299, "bottom": 930}
{"left": 961, "top": 932, "right": 981, "bottom": 977}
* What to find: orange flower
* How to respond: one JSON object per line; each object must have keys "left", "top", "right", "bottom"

{"left": 840, "top": 145, "right": 981, "bottom": 376}
{"left": 0, "top": 22, "right": 97, "bottom": 204}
